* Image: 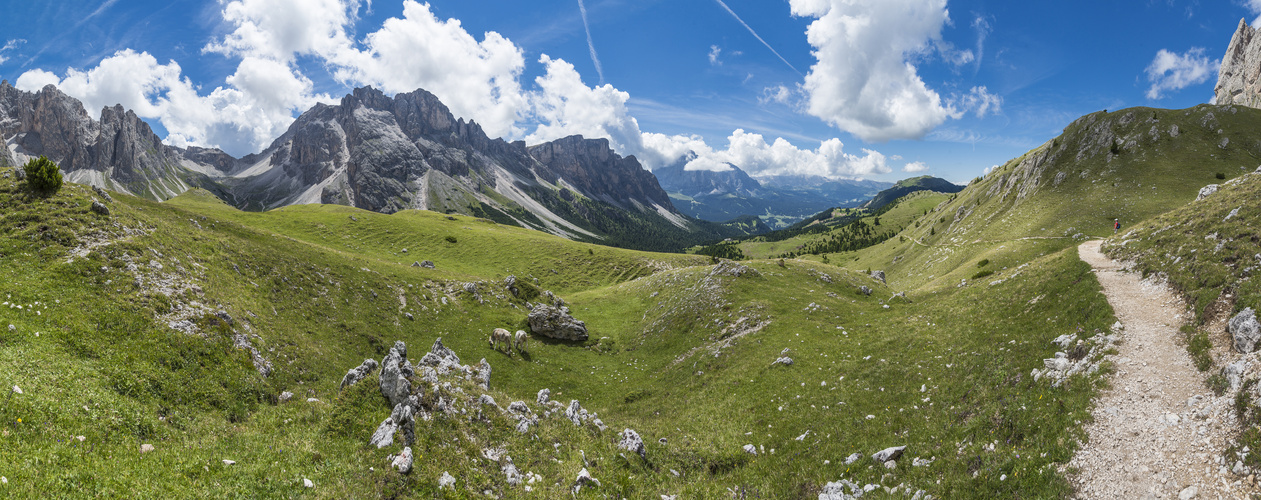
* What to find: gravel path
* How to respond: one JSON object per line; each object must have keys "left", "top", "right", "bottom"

{"left": 1070, "top": 240, "right": 1254, "bottom": 499}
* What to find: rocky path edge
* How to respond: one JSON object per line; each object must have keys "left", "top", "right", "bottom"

{"left": 1069, "top": 240, "right": 1254, "bottom": 499}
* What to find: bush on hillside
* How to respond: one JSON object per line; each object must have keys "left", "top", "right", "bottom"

{"left": 23, "top": 155, "right": 63, "bottom": 193}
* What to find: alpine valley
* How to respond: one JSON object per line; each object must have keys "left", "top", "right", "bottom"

{"left": 5, "top": 6, "right": 1261, "bottom": 500}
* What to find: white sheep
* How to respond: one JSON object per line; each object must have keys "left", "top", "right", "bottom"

{"left": 514, "top": 330, "right": 529, "bottom": 353}
{"left": 489, "top": 328, "right": 512, "bottom": 353}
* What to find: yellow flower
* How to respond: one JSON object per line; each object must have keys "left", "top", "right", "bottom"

{"left": 16, "top": 418, "right": 20, "bottom": 423}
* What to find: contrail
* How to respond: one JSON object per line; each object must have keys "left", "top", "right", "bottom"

{"left": 577, "top": 0, "right": 606, "bottom": 84}
{"left": 713, "top": 0, "right": 801, "bottom": 75}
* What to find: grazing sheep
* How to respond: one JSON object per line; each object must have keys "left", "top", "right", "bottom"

{"left": 514, "top": 330, "right": 529, "bottom": 353}
{"left": 489, "top": 328, "right": 513, "bottom": 353}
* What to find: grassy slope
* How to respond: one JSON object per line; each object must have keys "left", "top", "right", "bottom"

{"left": 720, "top": 192, "right": 951, "bottom": 261}
{"left": 809, "top": 105, "right": 1261, "bottom": 294}
{"left": 0, "top": 155, "right": 1119, "bottom": 499}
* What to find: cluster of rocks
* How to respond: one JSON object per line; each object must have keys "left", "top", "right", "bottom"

{"left": 819, "top": 479, "right": 930, "bottom": 500}
{"left": 335, "top": 338, "right": 643, "bottom": 494}
{"left": 817, "top": 446, "right": 934, "bottom": 499}
{"left": 773, "top": 348, "right": 793, "bottom": 366}
{"left": 1031, "top": 326, "right": 1119, "bottom": 387}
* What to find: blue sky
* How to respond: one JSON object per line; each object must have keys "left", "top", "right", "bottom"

{"left": 0, "top": 0, "right": 1253, "bottom": 184}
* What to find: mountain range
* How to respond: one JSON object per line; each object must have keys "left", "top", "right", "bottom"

{"left": 652, "top": 155, "right": 894, "bottom": 228}
{"left": 0, "top": 81, "right": 761, "bottom": 251}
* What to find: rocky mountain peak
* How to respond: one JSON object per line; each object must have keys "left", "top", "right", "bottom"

{"left": 652, "top": 153, "right": 763, "bottom": 198}
{"left": 528, "top": 135, "right": 674, "bottom": 211}
{"left": 1216, "top": 18, "right": 1261, "bottom": 108}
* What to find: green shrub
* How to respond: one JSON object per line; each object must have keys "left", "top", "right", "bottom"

{"left": 972, "top": 270, "right": 994, "bottom": 280}
{"left": 1216, "top": 172, "right": 1227, "bottom": 180}
{"left": 23, "top": 155, "right": 63, "bottom": 192}
{"left": 444, "top": 235, "right": 457, "bottom": 244}
{"left": 977, "top": 259, "right": 990, "bottom": 268}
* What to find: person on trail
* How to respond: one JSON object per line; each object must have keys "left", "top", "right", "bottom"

{"left": 1113, "top": 218, "right": 1120, "bottom": 234}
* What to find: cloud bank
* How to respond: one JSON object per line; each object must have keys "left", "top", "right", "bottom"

{"left": 13, "top": 0, "right": 933, "bottom": 179}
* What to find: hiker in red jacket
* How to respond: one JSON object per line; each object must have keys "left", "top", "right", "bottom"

{"left": 1113, "top": 218, "right": 1120, "bottom": 234}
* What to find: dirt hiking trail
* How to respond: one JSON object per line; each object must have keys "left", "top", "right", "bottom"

{"left": 1070, "top": 240, "right": 1254, "bottom": 499}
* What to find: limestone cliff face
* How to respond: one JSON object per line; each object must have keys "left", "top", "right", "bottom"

{"left": 1216, "top": 18, "right": 1261, "bottom": 108}
{"left": 528, "top": 135, "right": 674, "bottom": 210}
{"left": 0, "top": 81, "right": 221, "bottom": 199}
{"left": 222, "top": 86, "right": 688, "bottom": 241}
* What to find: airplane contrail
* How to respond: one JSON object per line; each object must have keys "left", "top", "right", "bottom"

{"left": 577, "top": 0, "right": 606, "bottom": 84}
{"left": 713, "top": 0, "right": 802, "bottom": 75}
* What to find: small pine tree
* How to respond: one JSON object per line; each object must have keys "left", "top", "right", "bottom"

{"left": 24, "top": 155, "right": 63, "bottom": 193}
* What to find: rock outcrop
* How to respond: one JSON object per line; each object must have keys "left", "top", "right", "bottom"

{"left": 618, "top": 429, "right": 646, "bottom": 459}
{"left": 1217, "top": 19, "right": 1261, "bottom": 108}
{"left": 528, "top": 304, "right": 589, "bottom": 341}
{"left": 379, "top": 341, "right": 414, "bottom": 408}
{"left": 1230, "top": 307, "right": 1261, "bottom": 353}
{"left": 340, "top": 358, "right": 379, "bottom": 390}
{"left": 370, "top": 402, "right": 416, "bottom": 448}
{"left": 0, "top": 81, "right": 224, "bottom": 200}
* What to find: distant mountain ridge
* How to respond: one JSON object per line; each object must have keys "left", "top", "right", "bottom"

{"left": 859, "top": 175, "right": 963, "bottom": 211}
{"left": 653, "top": 156, "right": 891, "bottom": 228}
{"left": 0, "top": 81, "right": 751, "bottom": 250}
{"left": 652, "top": 154, "right": 765, "bottom": 198}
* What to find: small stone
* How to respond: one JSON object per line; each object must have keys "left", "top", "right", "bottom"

{"left": 90, "top": 201, "right": 110, "bottom": 216}
{"left": 743, "top": 444, "right": 757, "bottom": 455}
{"left": 75, "top": 435, "right": 85, "bottom": 442}
{"left": 391, "top": 447, "right": 414, "bottom": 474}
{"left": 1179, "top": 485, "right": 1198, "bottom": 499}
{"left": 222, "top": 459, "right": 236, "bottom": 466}
{"left": 11, "top": 385, "right": 20, "bottom": 395}
{"left": 140, "top": 444, "right": 155, "bottom": 454}
{"left": 573, "top": 467, "right": 600, "bottom": 491}
{"left": 278, "top": 391, "right": 293, "bottom": 403}
{"left": 303, "top": 478, "right": 313, "bottom": 488}
{"left": 618, "top": 429, "right": 646, "bottom": 459}
{"left": 872, "top": 446, "right": 906, "bottom": 463}
{"left": 845, "top": 452, "right": 862, "bottom": 464}
{"left": 439, "top": 471, "right": 456, "bottom": 489}
{"left": 306, "top": 398, "right": 321, "bottom": 403}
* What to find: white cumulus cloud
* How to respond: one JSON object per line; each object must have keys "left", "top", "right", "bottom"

{"left": 15, "top": 49, "right": 331, "bottom": 156}
{"left": 525, "top": 55, "right": 644, "bottom": 156}
{"left": 903, "top": 161, "right": 928, "bottom": 173}
{"left": 645, "top": 129, "right": 894, "bottom": 178}
{"left": 1144, "top": 48, "right": 1218, "bottom": 100}
{"left": 204, "top": 0, "right": 360, "bottom": 62}
{"left": 789, "top": 0, "right": 955, "bottom": 142}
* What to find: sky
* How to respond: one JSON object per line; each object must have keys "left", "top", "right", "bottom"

{"left": 0, "top": 0, "right": 1254, "bottom": 184}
